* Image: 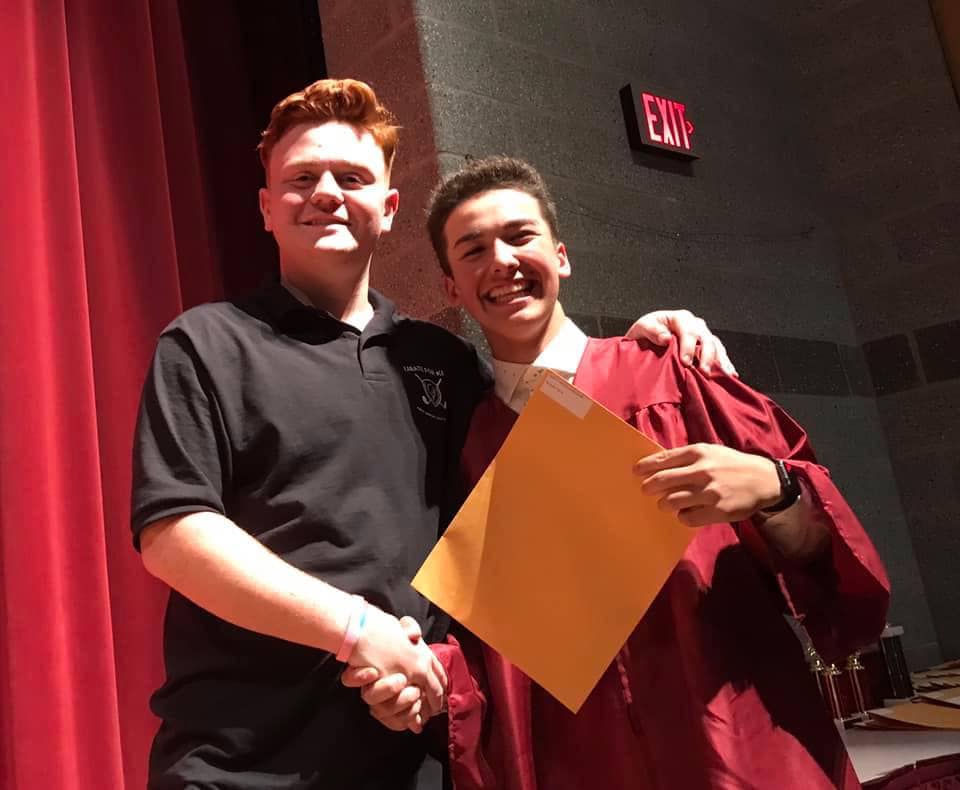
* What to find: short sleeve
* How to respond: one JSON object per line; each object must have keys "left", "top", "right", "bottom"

{"left": 130, "top": 329, "right": 230, "bottom": 549}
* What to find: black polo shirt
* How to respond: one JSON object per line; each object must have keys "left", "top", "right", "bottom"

{"left": 131, "top": 279, "right": 489, "bottom": 790}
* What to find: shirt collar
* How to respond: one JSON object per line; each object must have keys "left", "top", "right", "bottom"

{"left": 492, "top": 318, "right": 589, "bottom": 412}
{"left": 254, "top": 276, "right": 398, "bottom": 336}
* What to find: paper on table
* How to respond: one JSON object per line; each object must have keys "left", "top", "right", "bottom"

{"left": 920, "top": 689, "right": 960, "bottom": 708}
{"left": 412, "top": 372, "right": 694, "bottom": 713}
{"left": 869, "top": 702, "right": 960, "bottom": 730}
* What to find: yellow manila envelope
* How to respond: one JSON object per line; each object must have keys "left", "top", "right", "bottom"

{"left": 412, "top": 371, "right": 694, "bottom": 712}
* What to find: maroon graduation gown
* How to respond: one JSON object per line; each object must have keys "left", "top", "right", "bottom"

{"left": 435, "top": 337, "right": 890, "bottom": 790}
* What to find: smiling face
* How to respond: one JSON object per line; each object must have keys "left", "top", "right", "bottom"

{"left": 442, "top": 188, "right": 571, "bottom": 361}
{"left": 258, "top": 121, "right": 399, "bottom": 290}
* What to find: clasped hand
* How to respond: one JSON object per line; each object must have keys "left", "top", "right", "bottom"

{"left": 344, "top": 610, "right": 443, "bottom": 734}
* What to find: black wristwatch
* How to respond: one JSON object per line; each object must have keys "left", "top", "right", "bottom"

{"left": 759, "top": 459, "right": 801, "bottom": 514}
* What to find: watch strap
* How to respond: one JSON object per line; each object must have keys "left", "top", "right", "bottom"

{"left": 759, "top": 459, "right": 801, "bottom": 514}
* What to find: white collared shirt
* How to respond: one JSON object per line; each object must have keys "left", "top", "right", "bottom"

{"left": 492, "top": 318, "right": 589, "bottom": 414}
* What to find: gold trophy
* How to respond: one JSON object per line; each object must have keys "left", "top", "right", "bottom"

{"left": 845, "top": 652, "right": 867, "bottom": 718}
{"left": 804, "top": 643, "right": 842, "bottom": 721}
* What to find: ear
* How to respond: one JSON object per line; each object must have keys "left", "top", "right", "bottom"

{"left": 258, "top": 187, "right": 272, "bottom": 232}
{"left": 555, "top": 241, "right": 572, "bottom": 279}
{"left": 380, "top": 188, "right": 400, "bottom": 233}
{"left": 442, "top": 273, "right": 461, "bottom": 306}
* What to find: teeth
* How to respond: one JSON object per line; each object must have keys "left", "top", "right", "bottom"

{"left": 487, "top": 281, "right": 531, "bottom": 301}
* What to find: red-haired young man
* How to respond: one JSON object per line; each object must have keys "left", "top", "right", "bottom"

{"left": 132, "top": 82, "right": 733, "bottom": 789}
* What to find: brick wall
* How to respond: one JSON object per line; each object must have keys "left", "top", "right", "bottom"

{"left": 319, "top": 0, "right": 957, "bottom": 666}
{"left": 786, "top": 0, "right": 960, "bottom": 660}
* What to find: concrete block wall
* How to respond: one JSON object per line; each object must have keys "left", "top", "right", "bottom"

{"left": 409, "top": 0, "right": 940, "bottom": 667}
{"left": 318, "top": 0, "right": 949, "bottom": 667}
{"left": 784, "top": 0, "right": 960, "bottom": 661}
{"left": 318, "top": 0, "right": 449, "bottom": 320}
{"left": 414, "top": 0, "right": 855, "bottom": 341}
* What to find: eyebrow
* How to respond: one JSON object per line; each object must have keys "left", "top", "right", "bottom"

{"left": 452, "top": 219, "right": 537, "bottom": 249}
{"left": 283, "top": 159, "right": 375, "bottom": 176}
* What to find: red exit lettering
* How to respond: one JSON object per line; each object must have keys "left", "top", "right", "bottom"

{"left": 641, "top": 92, "right": 694, "bottom": 152}
{"left": 620, "top": 84, "right": 698, "bottom": 159}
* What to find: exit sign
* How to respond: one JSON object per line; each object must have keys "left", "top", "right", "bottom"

{"left": 620, "top": 84, "right": 698, "bottom": 159}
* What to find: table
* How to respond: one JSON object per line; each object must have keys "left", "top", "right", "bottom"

{"left": 844, "top": 727, "right": 960, "bottom": 787}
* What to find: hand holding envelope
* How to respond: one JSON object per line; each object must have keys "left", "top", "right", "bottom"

{"left": 412, "top": 372, "right": 694, "bottom": 713}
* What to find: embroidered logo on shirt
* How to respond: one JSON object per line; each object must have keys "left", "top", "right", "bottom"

{"left": 403, "top": 365, "right": 448, "bottom": 421}
{"left": 416, "top": 375, "right": 446, "bottom": 409}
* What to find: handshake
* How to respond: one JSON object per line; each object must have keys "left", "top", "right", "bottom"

{"left": 338, "top": 600, "right": 446, "bottom": 734}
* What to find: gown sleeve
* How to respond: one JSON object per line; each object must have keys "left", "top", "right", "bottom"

{"left": 429, "top": 633, "right": 498, "bottom": 789}
{"left": 674, "top": 359, "right": 891, "bottom": 662}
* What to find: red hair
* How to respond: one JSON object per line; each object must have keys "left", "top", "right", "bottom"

{"left": 258, "top": 78, "right": 399, "bottom": 175}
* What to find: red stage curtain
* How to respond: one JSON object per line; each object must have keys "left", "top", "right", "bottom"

{"left": 0, "top": 1, "right": 223, "bottom": 786}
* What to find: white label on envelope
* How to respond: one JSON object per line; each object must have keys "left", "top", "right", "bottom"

{"left": 540, "top": 375, "right": 591, "bottom": 419}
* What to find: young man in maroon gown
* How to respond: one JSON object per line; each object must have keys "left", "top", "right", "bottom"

{"left": 345, "top": 156, "right": 891, "bottom": 789}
